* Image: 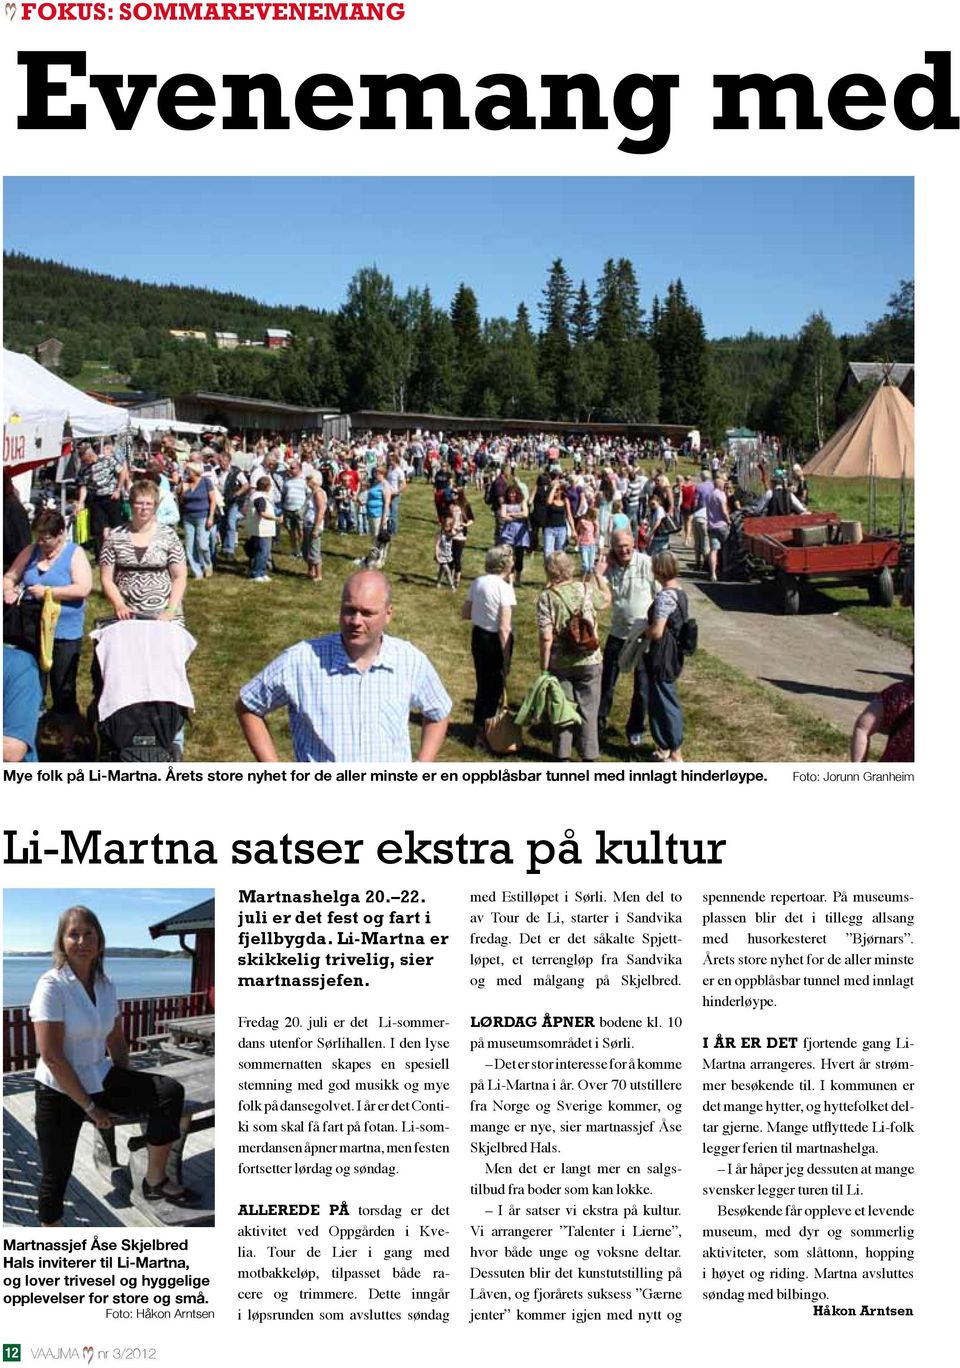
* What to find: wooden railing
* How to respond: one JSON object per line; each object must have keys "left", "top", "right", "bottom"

{"left": 3, "top": 990, "right": 210, "bottom": 1073}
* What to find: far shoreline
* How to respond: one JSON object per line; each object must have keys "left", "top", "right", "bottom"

{"left": 3, "top": 948, "right": 190, "bottom": 959}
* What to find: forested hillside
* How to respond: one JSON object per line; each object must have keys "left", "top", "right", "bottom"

{"left": 4, "top": 253, "right": 912, "bottom": 448}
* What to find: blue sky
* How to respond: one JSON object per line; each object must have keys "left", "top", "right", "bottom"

{"left": 3, "top": 177, "right": 912, "bottom": 338}
{"left": 3, "top": 888, "right": 213, "bottom": 951}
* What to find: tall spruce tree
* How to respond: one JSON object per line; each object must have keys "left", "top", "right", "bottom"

{"left": 58, "top": 337, "right": 85, "bottom": 380}
{"left": 652, "top": 278, "right": 708, "bottom": 425}
{"left": 858, "top": 279, "right": 914, "bottom": 362}
{"left": 538, "top": 258, "right": 574, "bottom": 418}
{"left": 306, "top": 326, "right": 344, "bottom": 408}
{"left": 335, "top": 267, "right": 404, "bottom": 410}
{"left": 700, "top": 353, "right": 738, "bottom": 445}
{"left": 390, "top": 288, "right": 423, "bottom": 412}
{"left": 276, "top": 337, "right": 319, "bottom": 407}
{"left": 476, "top": 317, "right": 512, "bottom": 418}
{"left": 594, "top": 258, "right": 659, "bottom": 421}
{"left": 569, "top": 279, "right": 603, "bottom": 421}
{"left": 615, "top": 258, "right": 643, "bottom": 338}
{"left": 504, "top": 303, "right": 542, "bottom": 417}
{"left": 408, "top": 288, "right": 457, "bottom": 413}
{"left": 570, "top": 280, "right": 593, "bottom": 346}
{"left": 450, "top": 283, "right": 484, "bottom": 413}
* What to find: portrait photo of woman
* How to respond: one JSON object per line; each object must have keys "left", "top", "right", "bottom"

{"left": 21, "top": 902, "right": 210, "bottom": 1225}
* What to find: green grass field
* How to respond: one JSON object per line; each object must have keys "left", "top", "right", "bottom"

{"left": 806, "top": 474, "right": 913, "bottom": 533}
{"left": 71, "top": 363, "right": 135, "bottom": 393}
{"left": 69, "top": 475, "right": 852, "bottom": 763}
{"left": 803, "top": 475, "right": 914, "bottom": 646}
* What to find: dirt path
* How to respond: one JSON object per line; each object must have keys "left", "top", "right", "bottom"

{"left": 673, "top": 543, "right": 912, "bottom": 735}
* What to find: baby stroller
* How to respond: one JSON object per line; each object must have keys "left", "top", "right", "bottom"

{"left": 89, "top": 617, "right": 197, "bottom": 761}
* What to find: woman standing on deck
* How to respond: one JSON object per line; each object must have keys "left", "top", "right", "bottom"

{"left": 28, "top": 906, "right": 200, "bottom": 1224}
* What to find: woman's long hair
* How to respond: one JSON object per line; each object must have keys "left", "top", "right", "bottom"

{"left": 52, "top": 905, "right": 107, "bottom": 981}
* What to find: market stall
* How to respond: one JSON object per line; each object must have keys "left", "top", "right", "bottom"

{"left": 3, "top": 348, "right": 131, "bottom": 476}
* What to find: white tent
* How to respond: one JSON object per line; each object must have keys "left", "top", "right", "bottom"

{"left": 132, "top": 416, "right": 226, "bottom": 437}
{"left": 3, "top": 347, "right": 133, "bottom": 472}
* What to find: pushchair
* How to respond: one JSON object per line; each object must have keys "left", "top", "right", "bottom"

{"left": 89, "top": 617, "right": 196, "bottom": 761}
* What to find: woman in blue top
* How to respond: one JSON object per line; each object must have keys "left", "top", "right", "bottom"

{"left": 365, "top": 468, "right": 392, "bottom": 543}
{"left": 2, "top": 510, "right": 92, "bottom": 714}
{"left": 178, "top": 461, "right": 217, "bottom": 579}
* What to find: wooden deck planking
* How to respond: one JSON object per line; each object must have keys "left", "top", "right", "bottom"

{"left": 3, "top": 1068, "right": 214, "bottom": 1229}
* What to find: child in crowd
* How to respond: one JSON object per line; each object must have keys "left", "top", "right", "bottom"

{"left": 434, "top": 515, "right": 456, "bottom": 589}
{"left": 576, "top": 504, "right": 599, "bottom": 576}
{"left": 245, "top": 477, "right": 278, "bottom": 582}
{"left": 335, "top": 483, "right": 353, "bottom": 534}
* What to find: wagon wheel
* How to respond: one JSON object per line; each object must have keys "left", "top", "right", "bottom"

{"left": 776, "top": 570, "right": 801, "bottom": 615}
{"left": 868, "top": 567, "right": 895, "bottom": 607}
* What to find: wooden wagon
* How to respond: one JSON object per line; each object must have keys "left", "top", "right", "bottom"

{"left": 740, "top": 512, "right": 900, "bottom": 615}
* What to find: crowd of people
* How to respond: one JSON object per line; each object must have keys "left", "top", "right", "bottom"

{"left": 2, "top": 423, "right": 911, "bottom": 764}
{"left": 216, "top": 428, "right": 710, "bottom": 763}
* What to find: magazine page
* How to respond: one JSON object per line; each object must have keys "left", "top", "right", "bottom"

{"left": 1, "top": 3, "right": 953, "bottom": 1367}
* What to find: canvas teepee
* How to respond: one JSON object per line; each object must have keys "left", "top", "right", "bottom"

{"left": 805, "top": 382, "right": 914, "bottom": 480}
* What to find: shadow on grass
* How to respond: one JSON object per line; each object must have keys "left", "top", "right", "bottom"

{"left": 762, "top": 661, "right": 911, "bottom": 703}
{"left": 687, "top": 577, "right": 777, "bottom": 615}
{"left": 858, "top": 668, "right": 911, "bottom": 683}
{"left": 601, "top": 736, "right": 657, "bottom": 763}
{"left": 761, "top": 678, "right": 877, "bottom": 704}
{"left": 445, "top": 720, "right": 477, "bottom": 751}
{"left": 801, "top": 584, "right": 892, "bottom": 615}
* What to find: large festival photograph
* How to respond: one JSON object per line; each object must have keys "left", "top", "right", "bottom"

{"left": 2, "top": 176, "right": 914, "bottom": 764}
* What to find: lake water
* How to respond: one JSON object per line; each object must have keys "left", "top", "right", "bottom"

{"left": 3, "top": 955, "right": 192, "bottom": 1008}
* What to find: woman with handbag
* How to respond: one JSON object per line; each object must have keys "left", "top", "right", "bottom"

{"left": 462, "top": 545, "right": 516, "bottom": 753}
{"left": 648, "top": 492, "right": 673, "bottom": 555}
{"left": 3, "top": 510, "right": 92, "bottom": 714}
{"left": 535, "top": 552, "right": 610, "bottom": 761}
{"left": 365, "top": 467, "right": 392, "bottom": 545}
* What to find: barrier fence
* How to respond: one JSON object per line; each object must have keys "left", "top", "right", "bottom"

{"left": 2, "top": 990, "right": 209, "bottom": 1073}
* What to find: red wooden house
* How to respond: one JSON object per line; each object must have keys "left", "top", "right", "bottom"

{"left": 149, "top": 897, "right": 215, "bottom": 1010}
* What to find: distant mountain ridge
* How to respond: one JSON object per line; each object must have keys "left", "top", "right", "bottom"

{"left": 3, "top": 250, "right": 330, "bottom": 353}
{"left": 4, "top": 947, "right": 190, "bottom": 958}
